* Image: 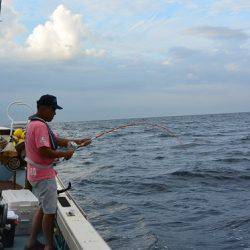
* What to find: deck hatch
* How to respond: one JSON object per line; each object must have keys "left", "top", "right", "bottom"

{"left": 58, "top": 196, "right": 71, "bottom": 207}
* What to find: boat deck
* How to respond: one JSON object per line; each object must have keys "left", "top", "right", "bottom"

{"left": 0, "top": 172, "right": 44, "bottom": 249}
{"left": 9, "top": 235, "right": 28, "bottom": 249}
{"left": 8, "top": 234, "right": 46, "bottom": 249}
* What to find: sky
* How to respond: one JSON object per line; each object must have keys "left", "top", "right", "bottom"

{"left": 0, "top": 0, "right": 250, "bottom": 123}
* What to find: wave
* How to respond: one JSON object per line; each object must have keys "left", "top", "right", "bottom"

{"left": 215, "top": 157, "right": 250, "bottom": 163}
{"left": 104, "top": 133, "right": 124, "bottom": 138}
{"left": 79, "top": 178, "right": 169, "bottom": 193}
{"left": 154, "top": 156, "right": 165, "bottom": 160}
{"left": 241, "top": 135, "right": 250, "bottom": 142}
{"left": 170, "top": 169, "right": 250, "bottom": 181}
{"left": 137, "top": 182, "right": 168, "bottom": 193}
{"left": 171, "top": 170, "right": 205, "bottom": 178}
{"left": 85, "top": 151, "right": 101, "bottom": 156}
{"left": 157, "top": 133, "right": 173, "bottom": 138}
{"left": 225, "top": 151, "right": 250, "bottom": 157}
{"left": 96, "top": 164, "right": 114, "bottom": 171}
{"left": 212, "top": 217, "right": 250, "bottom": 231}
{"left": 105, "top": 235, "right": 120, "bottom": 243}
{"left": 125, "top": 148, "right": 137, "bottom": 153}
{"left": 171, "top": 143, "right": 197, "bottom": 149}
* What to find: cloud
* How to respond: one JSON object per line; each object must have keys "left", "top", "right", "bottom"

{"left": 212, "top": 0, "right": 250, "bottom": 13}
{"left": 79, "top": 0, "right": 176, "bottom": 16}
{"left": 162, "top": 45, "right": 250, "bottom": 87}
{"left": 26, "top": 5, "right": 88, "bottom": 59}
{"left": 85, "top": 48, "right": 106, "bottom": 58}
{"left": 163, "top": 46, "right": 201, "bottom": 66}
{"left": 185, "top": 26, "right": 249, "bottom": 41}
{"left": 224, "top": 63, "right": 239, "bottom": 72}
{"left": 0, "top": 2, "right": 26, "bottom": 58}
{"left": 0, "top": 4, "right": 106, "bottom": 60}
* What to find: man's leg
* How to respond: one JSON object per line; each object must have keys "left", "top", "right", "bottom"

{"left": 43, "top": 213, "right": 56, "bottom": 250}
{"left": 26, "top": 208, "right": 44, "bottom": 247}
{"left": 41, "top": 178, "right": 58, "bottom": 250}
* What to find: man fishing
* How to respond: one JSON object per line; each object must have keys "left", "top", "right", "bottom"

{"left": 25, "top": 94, "right": 91, "bottom": 250}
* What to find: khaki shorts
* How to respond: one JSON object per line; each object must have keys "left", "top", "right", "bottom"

{"left": 30, "top": 178, "right": 58, "bottom": 214}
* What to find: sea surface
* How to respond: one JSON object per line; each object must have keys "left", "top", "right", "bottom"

{"left": 54, "top": 112, "right": 250, "bottom": 250}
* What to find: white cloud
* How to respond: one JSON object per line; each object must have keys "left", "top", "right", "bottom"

{"left": 224, "top": 63, "right": 239, "bottom": 72}
{"left": 0, "top": 4, "right": 106, "bottom": 60}
{"left": 187, "top": 72, "right": 198, "bottom": 80}
{"left": 80, "top": 0, "right": 175, "bottom": 15}
{"left": 162, "top": 58, "right": 173, "bottom": 66}
{"left": 212, "top": 0, "right": 250, "bottom": 13}
{"left": 26, "top": 5, "right": 88, "bottom": 59}
{"left": 186, "top": 26, "right": 249, "bottom": 41}
{"left": 161, "top": 45, "right": 250, "bottom": 87}
{"left": 85, "top": 48, "right": 106, "bottom": 58}
{"left": 0, "top": 3, "right": 26, "bottom": 58}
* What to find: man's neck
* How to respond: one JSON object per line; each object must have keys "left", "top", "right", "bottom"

{"left": 35, "top": 113, "right": 47, "bottom": 122}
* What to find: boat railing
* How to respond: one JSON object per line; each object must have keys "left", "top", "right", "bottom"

{"left": 6, "top": 101, "right": 33, "bottom": 137}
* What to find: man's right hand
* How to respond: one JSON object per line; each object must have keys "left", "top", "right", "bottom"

{"left": 64, "top": 149, "right": 74, "bottom": 160}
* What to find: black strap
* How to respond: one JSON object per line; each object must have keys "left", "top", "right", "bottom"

{"left": 29, "top": 115, "right": 58, "bottom": 150}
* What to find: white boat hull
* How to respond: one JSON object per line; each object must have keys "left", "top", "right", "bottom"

{"left": 56, "top": 177, "right": 110, "bottom": 250}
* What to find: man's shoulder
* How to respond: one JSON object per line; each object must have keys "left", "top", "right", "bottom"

{"left": 28, "top": 120, "right": 47, "bottom": 130}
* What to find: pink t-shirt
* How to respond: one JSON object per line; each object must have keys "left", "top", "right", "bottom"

{"left": 25, "top": 120, "right": 57, "bottom": 182}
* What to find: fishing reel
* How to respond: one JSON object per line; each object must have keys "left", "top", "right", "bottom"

{"left": 67, "top": 141, "right": 78, "bottom": 151}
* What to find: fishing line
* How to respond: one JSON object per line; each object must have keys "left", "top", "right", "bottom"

{"left": 77, "top": 121, "right": 183, "bottom": 149}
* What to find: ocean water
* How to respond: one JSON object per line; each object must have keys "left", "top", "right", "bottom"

{"left": 54, "top": 112, "right": 250, "bottom": 250}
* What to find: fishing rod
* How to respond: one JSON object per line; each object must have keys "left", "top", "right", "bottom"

{"left": 75, "top": 121, "right": 183, "bottom": 150}
{"left": 57, "top": 121, "right": 183, "bottom": 164}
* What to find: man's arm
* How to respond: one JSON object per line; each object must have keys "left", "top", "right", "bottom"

{"left": 56, "top": 137, "right": 91, "bottom": 148}
{"left": 39, "top": 146, "right": 74, "bottom": 160}
{"left": 56, "top": 137, "right": 70, "bottom": 148}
